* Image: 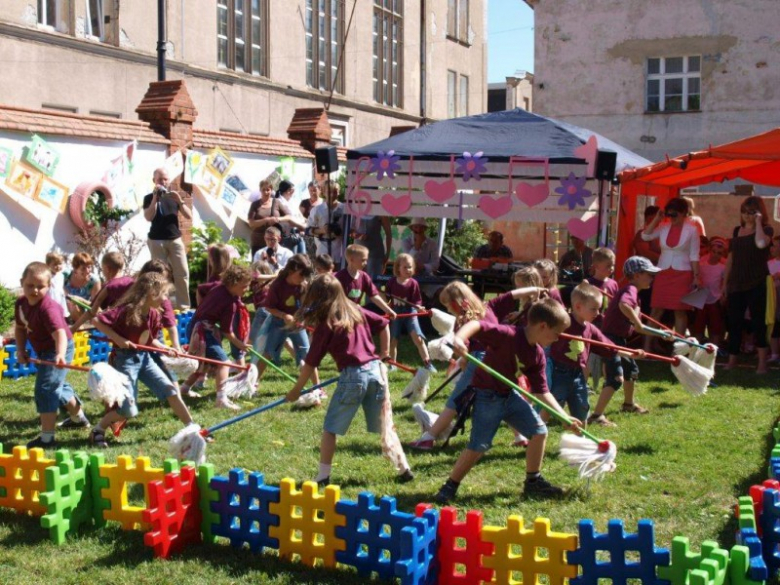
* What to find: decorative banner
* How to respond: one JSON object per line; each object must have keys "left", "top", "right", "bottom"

{"left": 573, "top": 135, "right": 598, "bottom": 177}
{"left": 24, "top": 134, "right": 60, "bottom": 176}
{"left": 219, "top": 181, "right": 239, "bottom": 209}
{"left": 34, "top": 176, "right": 69, "bottom": 213}
{"left": 456, "top": 151, "right": 488, "bottom": 182}
{"left": 163, "top": 150, "right": 184, "bottom": 181}
{"left": 102, "top": 141, "right": 137, "bottom": 211}
{"left": 0, "top": 147, "right": 12, "bottom": 178}
{"left": 278, "top": 157, "right": 295, "bottom": 179}
{"left": 184, "top": 150, "right": 206, "bottom": 185}
{"left": 370, "top": 150, "right": 400, "bottom": 181}
{"left": 515, "top": 182, "right": 549, "bottom": 207}
{"left": 566, "top": 215, "right": 599, "bottom": 240}
{"left": 554, "top": 172, "right": 592, "bottom": 210}
{"left": 6, "top": 161, "right": 42, "bottom": 199}
{"left": 207, "top": 147, "right": 233, "bottom": 178}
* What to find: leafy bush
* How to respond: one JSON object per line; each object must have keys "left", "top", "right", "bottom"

{"left": 188, "top": 221, "right": 250, "bottom": 305}
{"left": 441, "top": 219, "right": 486, "bottom": 267}
{"left": 0, "top": 285, "right": 16, "bottom": 338}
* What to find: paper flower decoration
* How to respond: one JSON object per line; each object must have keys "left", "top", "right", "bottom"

{"left": 554, "top": 173, "right": 592, "bottom": 210}
{"left": 456, "top": 151, "right": 488, "bottom": 182}
{"left": 370, "top": 150, "right": 401, "bottom": 180}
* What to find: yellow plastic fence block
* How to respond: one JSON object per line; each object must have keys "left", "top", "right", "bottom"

{"left": 72, "top": 331, "right": 90, "bottom": 367}
{"left": 0, "top": 446, "right": 56, "bottom": 516}
{"left": 162, "top": 328, "right": 172, "bottom": 346}
{"left": 482, "top": 516, "right": 579, "bottom": 585}
{"left": 269, "top": 478, "right": 346, "bottom": 568}
{"left": 0, "top": 344, "right": 8, "bottom": 380}
{"left": 98, "top": 455, "right": 168, "bottom": 531}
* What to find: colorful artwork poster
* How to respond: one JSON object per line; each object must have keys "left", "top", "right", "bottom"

{"left": 278, "top": 156, "right": 295, "bottom": 179}
{"left": 35, "top": 176, "right": 69, "bottom": 213}
{"left": 164, "top": 150, "right": 184, "bottom": 181}
{"left": 24, "top": 134, "right": 60, "bottom": 176}
{"left": 184, "top": 150, "right": 206, "bottom": 185}
{"left": 207, "top": 147, "right": 233, "bottom": 178}
{"left": 6, "top": 161, "right": 43, "bottom": 199}
{"left": 0, "top": 147, "right": 12, "bottom": 178}
{"left": 225, "top": 174, "right": 249, "bottom": 193}
{"left": 102, "top": 141, "right": 137, "bottom": 211}
{"left": 220, "top": 181, "right": 239, "bottom": 208}
{"left": 200, "top": 167, "right": 222, "bottom": 199}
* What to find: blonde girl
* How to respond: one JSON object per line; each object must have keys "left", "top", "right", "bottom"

{"left": 386, "top": 253, "right": 431, "bottom": 368}
{"left": 533, "top": 258, "right": 564, "bottom": 306}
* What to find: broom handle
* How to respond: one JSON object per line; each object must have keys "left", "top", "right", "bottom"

{"left": 640, "top": 326, "right": 714, "bottom": 352}
{"left": 245, "top": 346, "right": 297, "bottom": 383}
{"left": 388, "top": 294, "right": 425, "bottom": 311}
{"left": 424, "top": 367, "right": 461, "bottom": 404}
{"left": 202, "top": 376, "right": 340, "bottom": 435}
{"left": 392, "top": 311, "right": 433, "bottom": 319}
{"left": 130, "top": 343, "right": 251, "bottom": 370}
{"left": 384, "top": 358, "right": 417, "bottom": 374}
{"left": 559, "top": 333, "right": 679, "bottom": 365}
{"left": 456, "top": 349, "right": 602, "bottom": 445}
{"left": 67, "top": 294, "right": 93, "bottom": 311}
{"left": 30, "top": 358, "right": 91, "bottom": 372}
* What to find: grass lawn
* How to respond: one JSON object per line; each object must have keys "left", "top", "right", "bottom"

{"left": 0, "top": 341, "right": 778, "bottom": 584}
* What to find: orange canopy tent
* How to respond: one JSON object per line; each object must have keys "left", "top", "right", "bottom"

{"left": 615, "top": 127, "right": 780, "bottom": 277}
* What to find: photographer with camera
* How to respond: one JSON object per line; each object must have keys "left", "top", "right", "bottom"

{"left": 142, "top": 167, "right": 191, "bottom": 309}
{"left": 306, "top": 179, "right": 345, "bottom": 266}
{"left": 252, "top": 226, "right": 293, "bottom": 272}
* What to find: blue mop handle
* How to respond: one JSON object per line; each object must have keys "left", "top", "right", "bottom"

{"left": 642, "top": 326, "right": 714, "bottom": 352}
{"left": 205, "top": 376, "right": 340, "bottom": 435}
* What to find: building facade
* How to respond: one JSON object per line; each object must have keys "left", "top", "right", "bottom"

{"left": 487, "top": 70, "right": 533, "bottom": 112}
{"left": 0, "top": 0, "right": 487, "bottom": 147}
{"left": 527, "top": 0, "right": 780, "bottom": 164}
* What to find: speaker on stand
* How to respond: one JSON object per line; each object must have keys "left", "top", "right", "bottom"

{"left": 314, "top": 146, "right": 340, "bottom": 258}
{"left": 594, "top": 150, "right": 617, "bottom": 246}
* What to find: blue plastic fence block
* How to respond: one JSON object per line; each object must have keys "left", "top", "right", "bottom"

{"left": 209, "top": 468, "right": 280, "bottom": 553}
{"left": 737, "top": 527, "right": 770, "bottom": 581}
{"left": 759, "top": 488, "right": 780, "bottom": 575}
{"left": 568, "top": 519, "right": 670, "bottom": 585}
{"left": 176, "top": 311, "right": 193, "bottom": 346}
{"left": 395, "top": 505, "right": 438, "bottom": 585}
{"left": 2, "top": 343, "right": 38, "bottom": 379}
{"left": 87, "top": 333, "right": 110, "bottom": 364}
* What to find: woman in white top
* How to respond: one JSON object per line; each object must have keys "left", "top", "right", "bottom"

{"left": 276, "top": 180, "right": 307, "bottom": 255}
{"left": 641, "top": 197, "right": 701, "bottom": 343}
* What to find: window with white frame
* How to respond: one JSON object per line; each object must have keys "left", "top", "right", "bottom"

{"left": 38, "top": 0, "right": 70, "bottom": 33}
{"left": 447, "top": 71, "right": 469, "bottom": 118}
{"left": 459, "top": 74, "right": 469, "bottom": 117}
{"left": 85, "top": 0, "right": 114, "bottom": 42}
{"left": 217, "top": 0, "right": 268, "bottom": 76}
{"left": 646, "top": 56, "right": 701, "bottom": 113}
{"left": 373, "top": 0, "right": 403, "bottom": 108}
{"left": 306, "top": 0, "right": 344, "bottom": 93}
{"left": 447, "top": 0, "right": 469, "bottom": 43}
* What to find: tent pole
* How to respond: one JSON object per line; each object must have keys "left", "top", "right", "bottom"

{"left": 597, "top": 179, "right": 608, "bottom": 247}
{"left": 437, "top": 217, "right": 447, "bottom": 260}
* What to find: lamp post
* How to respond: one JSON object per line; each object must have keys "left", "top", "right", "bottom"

{"left": 157, "top": 0, "right": 166, "bottom": 81}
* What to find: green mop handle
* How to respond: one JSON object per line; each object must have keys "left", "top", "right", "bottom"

{"left": 458, "top": 349, "right": 603, "bottom": 445}
{"left": 67, "top": 294, "right": 93, "bottom": 312}
{"left": 246, "top": 345, "right": 297, "bottom": 384}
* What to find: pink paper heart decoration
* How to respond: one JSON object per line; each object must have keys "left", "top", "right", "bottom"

{"left": 478, "top": 194, "right": 514, "bottom": 219}
{"left": 515, "top": 182, "right": 549, "bottom": 208}
{"left": 347, "top": 189, "right": 373, "bottom": 219}
{"left": 567, "top": 216, "right": 599, "bottom": 241}
{"left": 381, "top": 193, "right": 412, "bottom": 216}
{"left": 573, "top": 135, "right": 598, "bottom": 177}
{"left": 424, "top": 179, "right": 457, "bottom": 203}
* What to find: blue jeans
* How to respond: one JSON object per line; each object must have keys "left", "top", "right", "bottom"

{"left": 549, "top": 362, "right": 590, "bottom": 422}
{"left": 446, "top": 350, "right": 486, "bottom": 410}
{"left": 467, "top": 388, "right": 547, "bottom": 453}
{"left": 34, "top": 340, "right": 80, "bottom": 414}
{"left": 323, "top": 360, "right": 385, "bottom": 436}
{"left": 249, "top": 308, "right": 270, "bottom": 356}
{"left": 255, "top": 316, "right": 309, "bottom": 365}
{"left": 112, "top": 349, "right": 177, "bottom": 418}
{"left": 390, "top": 308, "right": 426, "bottom": 340}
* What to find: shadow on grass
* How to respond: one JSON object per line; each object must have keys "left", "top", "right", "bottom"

{"left": 655, "top": 402, "right": 683, "bottom": 410}
{"left": 621, "top": 443, "right": 656, "bottom": 456}
{"left": 648, "top": 385, "right": 670, "bottom": 394}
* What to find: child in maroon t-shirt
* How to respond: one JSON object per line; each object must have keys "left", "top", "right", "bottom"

{"left": 70, "top": 251, "right": 134, "bottom": 332}
{"left": 15, "top": 262, "right": 89, "bottom": 449}
{"left": 334, "top": 244, "right": 396, "bottom": 316}
{"left": 385, "top": 253, "right": 432, "bottom": 369}
{"left": 285, "top": 274, "right": 412, "bottom": 486}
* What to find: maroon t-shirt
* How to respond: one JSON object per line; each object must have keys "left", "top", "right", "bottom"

{"left": 602, "top": 284, "right": 639, "bottom": 338}
{"left": 470, "top": 321, "right": 549, "bottom": 395}
{"left": 486, "top": 291, "right": 518, "bottom": 323}
{"left": 160, "top": 298, "right": 176, "bottom": 329}
{"left": 100, "top": 275, "right": 135, "bottom": 310}
{"left": 335, "top": 269, "right": 379, "bottom": 305}
{"left": 586, "top": 276, "right": 619, "bottom": 328}
{"left": 251, "top": 281, "right": 271, "bottom": 310}
{"left": 15, "top": 295, "right": 71, "bottom": 354}
{"left": 98, "top": 304, "right": 162, "bottom": 344}
{"left": 548, "top": 287, "right": 564, "bottom": 307}
{"left": 197, "top": 280, "right": 220, "bottom": 302}
{"left": 262, "top": 278, "right": 303, "bottom": 316}
{"left": 457, "top": 306, "right": 498, "bottom": 353}
{"left": 385, "top": 277, "right": 422, "bottom": 309}
{"left": 549, "top": 319, "right": 616, "bottom": 370}
{"left": 305, "top": 307, "right": 389, "bottom": 370}
{"left": 192, "top": 283, "right": 240, "bottom": 332}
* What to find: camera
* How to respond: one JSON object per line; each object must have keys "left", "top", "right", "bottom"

{"left": 154, "top": 185, "right": 169, "bottom": 196}
{"left": 327, "top": 222, "right": 343, "bottom": 238}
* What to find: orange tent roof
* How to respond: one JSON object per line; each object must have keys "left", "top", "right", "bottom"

{"left": 615, "top": 127, "right": 780, "bottom": 278}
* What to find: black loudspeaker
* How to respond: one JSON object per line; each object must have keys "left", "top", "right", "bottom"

{"left": 595, "top": 150, "right": 617, "bottom": 181}
{"left": 314, "top": 146, "right": 339, "bottom": 174}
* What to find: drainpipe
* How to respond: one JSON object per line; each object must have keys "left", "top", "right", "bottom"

{"left": 157, "top": 0, "right": 166, "bottom": 81}
{"left": 420, "top": 0, "right": 426, "bottom": 125}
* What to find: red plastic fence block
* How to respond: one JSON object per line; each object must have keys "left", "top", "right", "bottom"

{"left": 748, "top": 479, "right": 780, "bottom": 536}
{"left": 142, "top": 466, "right": 202, "bottom": 559}
{"left": 435, "top": 506, "right": 495, "bottom": 584}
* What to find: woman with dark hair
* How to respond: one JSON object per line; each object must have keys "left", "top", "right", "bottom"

{"left": 641, "top": 197, "right": 700, "bottom": 346}
{"left": 724, "top": 195, "right": 773, "bottom": 373}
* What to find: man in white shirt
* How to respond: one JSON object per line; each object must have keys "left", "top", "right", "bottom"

{"left": 252, "top": 226, "right": 293, "bottom": 272}
{"left": 401, "top": 217, "right": 440, "bottom": 275}
{"left": 307, "top": 179, "right": 345, "bottom": 266}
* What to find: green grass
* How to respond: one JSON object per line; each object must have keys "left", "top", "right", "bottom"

{"left": 0, "top": 342, "right": 778, "bottom": 584}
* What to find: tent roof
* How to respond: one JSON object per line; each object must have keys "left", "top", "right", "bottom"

{"left": 348, "top": 108, "right": 650, "bottom": 172}
{"left": 619, "top": 127, "right": 780, "bottom": 198}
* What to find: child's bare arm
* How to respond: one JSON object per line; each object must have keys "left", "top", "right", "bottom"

{"left": 223, "top": 331, "right": 247, "bottom": 353}
{"left": 452, "top": 321, "right": 482, "bottom": 356}
{"left": 286, "top": 363, "right": 315, "bottom": 402}
{"left": 15, "top": 324, "right": 28, "bottom": 364}
{"left": 52, "top": 328, "right": 68, "bottom": 364}
{"left": 377, "top": 324, "right": 390, "bottom": 359}
{"left": 371, "top": 294, "right": 397, "bottom": 319}
{"left": 70, "top": 289, "right": 107, "bottom": 331}
{"left": 508, "top": 286, "right": 545, "bottom": 301}
{"left": 94, "top": 320, "right": 133, "bottom": 349}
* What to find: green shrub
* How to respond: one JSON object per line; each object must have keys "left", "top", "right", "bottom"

{"left": 0, "top": 285, "right": 16, "bottom": 338}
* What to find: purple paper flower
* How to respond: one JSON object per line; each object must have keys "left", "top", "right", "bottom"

{"left": 456, "top": 151, "right": 488, "bottom": 182}
{"left": 554, "top": 172, "right": 592, "bottom": 210}
{"left": 370, "top": 150, "right": 401, "bottom": 180}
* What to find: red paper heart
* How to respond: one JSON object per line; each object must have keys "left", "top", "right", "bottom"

{"left": 478, "top": 194, "right": 514, "bottom": 219}
{"left": 567, "top": 216, "right": 599, "bottom": 240}
{"left": 515, "top": 182, "right": 549, "bottom": 208}
{"left": 424, "top": 179, "right": 456, "bottom": 203}
{"left": 381, "top": 193, "right": 412, "bottom": 216}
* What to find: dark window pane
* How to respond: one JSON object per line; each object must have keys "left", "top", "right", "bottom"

{"left": 252, "top": 48, "right": 261, "bottom": 74}
{"left": 647, "top": 58, "right": 660, "bottom": 75}
{"left": 688, "top": 56, "right": 701, "bottom": 72}
{"left": 688, "top": 77, "right": 700, "bottom": 94}
{"left": 665, "top": 77, "right": 683, "bottom": 95}
{"left": 236, "top": 43, "right": 245, "bottom": 70}
{"left": 647, "top": 96, "right": 660, "bottom": 112}
{"left": 688, "top": 94, "right": 701, "bottom": 110}
{"left": 218, "top": 39, "right": 228, "bottom": 66}
{"left": 252, "top": 19, "right": 260, "bottom": 43}
{"left": 665, "top": 57, "right": 683, "bottom": 73}
{"left": 665, "top": 95, "right": 682, "bottom": 111}
{"left": 647, "top": 79, "right": 659, "bottom": 96}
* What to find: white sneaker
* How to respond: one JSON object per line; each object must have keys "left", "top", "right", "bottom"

{"left": 216, "top": 397, "right": 240, "bottom": 411}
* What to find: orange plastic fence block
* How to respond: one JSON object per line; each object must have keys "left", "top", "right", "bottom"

{"left": 0, "top": 445, "right": 56, "bottom": 516}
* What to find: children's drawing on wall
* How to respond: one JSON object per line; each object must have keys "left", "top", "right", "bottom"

{"left": 35, "top": 176, "right": 69, "bottom": 213}
{"left": 6, "top": 161, "right": 42, "bottom": 199}
{"left": 24, "top": 134, "right": 60, "bottom": 176}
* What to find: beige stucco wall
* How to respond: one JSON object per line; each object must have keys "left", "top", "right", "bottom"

{"left": 530, "top": 0, "right": 780, "bottom": 163}
{"left": 0, "top": 1, "right": 487, "bottom": 146}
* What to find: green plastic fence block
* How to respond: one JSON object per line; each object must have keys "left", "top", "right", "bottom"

{"left": 772, "top": 426, "right": 780, "bottom": 443}
{"left": 40, "top": 450, "right": 93, "bottom": 544}
{"left": 728, "top": 545, "right": 766, "bottom": 585}
{"left": 737, "top": 496, "right": 758, "bottom": 532}
{"left": 659, "top": 537, "right": 728, "bottom": 585}
{"left": 197, "top": 463, "right": 220, "bottom": 544}
{"left": 89, "top": 452, "right": 110, "bottom": 528}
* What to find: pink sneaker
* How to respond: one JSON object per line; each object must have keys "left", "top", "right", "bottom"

{"left": 407, "top": 438, "right": 435, "bottom": 451}
{"left": 512, "top": 435, "right": 529, "bottom": 448}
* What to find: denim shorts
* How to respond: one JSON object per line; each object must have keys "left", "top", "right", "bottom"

{"left": 603, "top": 334, "right": 639, "bottom": 391}
{"left": 467, "top": 387, "right": 547, "bottom": 453}
{"left": 112, "top": 349, "right": 177, "bottom": 418}
{"left": 256, "top": 316, "right": 309, "bottom": 365}
{"left": 390, "top": 310, "right": 426, "bottom": 340}
{"left": 249, "top": 308, "right": 270, "bottom": 355}
{"left": 202, "top": 328, "right": 229, "bottom": 362}
{"left": 550, "top": 362, "right": 590, "bottom": 422}
{"left": 34, "top": 340, "right": 81, "bottom": 414}
{"left": 323, "top": 360, "right": 386, "bottom": 436}
{"left": 445, "top": 350, "right": 486, "bottom": 410}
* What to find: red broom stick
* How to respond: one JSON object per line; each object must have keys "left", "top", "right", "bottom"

{"left": 29, "top": 358, "right": 91, "bottom": 372}
{"left": 559, "top": 333, "right": 680, "bottom": 365}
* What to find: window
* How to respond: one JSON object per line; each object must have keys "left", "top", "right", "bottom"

{"left": 447, "top": 0, "right": 469, "bottom": 43}
{"left": 85, "top": 0, "right": 114, "bottom": 42}
{"left": 38, "top": 0, "right": 70, "bottom": 33}
{"left": 217, "top": 0, "right": 268, "bottom": 76}
{"left": 447, "top": 71, "right": 468, "bottom": 118}
{"left": 459, "top": 75, "right": 469, "bottom": 116}
{"left": 373, "top": 1, "right": 403, "bottom": 108}
{"left": 646, "top": 56, "right": 701, "bottom": 113}
{"left": 306, "top": 0, "right": 344, "bottom": 93}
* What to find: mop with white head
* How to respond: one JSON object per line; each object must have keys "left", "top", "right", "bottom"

{"left": 378, "top": 363, "right": 411, "bottom": 476}
{"left": 401, "top": 367, "right": 431, "bottom": 402}
{"left": 160, "top": 355, "right": 200, "bottom": 378}
{"left": 559, "top": 434, "right": 617, "bottom": 481}
{"left": 428, "top": 335, "right": 455, "bottom": 362}
{"left": 169, "top": 423, "right": 207, "bottom": 466}
{"left": 671, "top": 354, "right": 712, "bottom": 396}
{"left": 292, "top": 388, "right": 328, "bottom": 409}
{"left": 87, "top": 362, "right": 133, "bottom": 408}
{"left": 411, "top": 402, "right": 454, "bottom": 441}
{"left": 692, "top": 343, "right": 718, "bottom": 374}
{"left": 220, "top": 364, "right": 259, "bottom": 400}
{"left": 431, "top": 308, "right": 456, "bottom": 336}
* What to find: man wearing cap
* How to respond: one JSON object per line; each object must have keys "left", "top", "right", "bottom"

{"left": 401, "top": 218, "right": 440, "bottom": 276}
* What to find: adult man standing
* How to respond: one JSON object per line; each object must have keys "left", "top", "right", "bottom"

{"left": 143, "top": 167, "right": 191, "bottom": 309}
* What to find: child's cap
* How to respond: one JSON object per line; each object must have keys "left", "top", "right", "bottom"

{"left": 623, "top": 256, "right": 661, "bottom": 276}
{"left": 410, "top": 217, "right": 427, "bottom": 228}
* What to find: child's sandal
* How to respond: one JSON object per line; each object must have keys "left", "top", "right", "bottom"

{"left": 620, "top": 403, "right": 649, "bottom": 414}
